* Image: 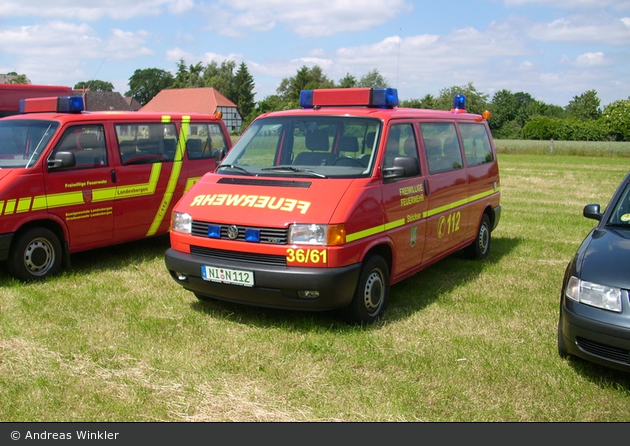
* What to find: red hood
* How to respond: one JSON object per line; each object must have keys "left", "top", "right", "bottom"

{"left": 176, "top": 175, "right": 354, "bottom": 226}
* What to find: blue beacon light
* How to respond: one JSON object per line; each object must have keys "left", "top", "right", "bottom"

{"left": 451, "top": 94, "right": 466, "bottom": 113}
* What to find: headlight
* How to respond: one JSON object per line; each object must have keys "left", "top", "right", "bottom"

{"left": 565, "top": 276, "right": 622, "bottom": 312}
{"left": 288, "top": 224, "right": 346, "bottom": 246}
{"left": 289, "top": 224, "right": 327, "bottom": 245}
{"left": 171, "top": 212, "right": 192, "bottom": 234}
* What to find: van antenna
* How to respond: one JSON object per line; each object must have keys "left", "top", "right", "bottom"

{"left": 84, "top": 57, "right": 106, "bottom": 96}
{"left": 396, "top": 29, "right": 401, "bottom": 89}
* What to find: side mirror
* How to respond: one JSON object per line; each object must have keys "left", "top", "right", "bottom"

{"left": 383, "top": 156, "right": 420, "bottom": 180}
{"left": 48, "top": 151, "right": 76, "bottom": 170}
{"left": 583, "top": 203, "right": 602, "bottom": 221}
{"left": 213, "top": 148, "right": 227, "bottom": 162}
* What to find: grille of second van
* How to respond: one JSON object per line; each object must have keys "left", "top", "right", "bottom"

{"left": 191, "top": 220, "right": 288, "bottom": 244}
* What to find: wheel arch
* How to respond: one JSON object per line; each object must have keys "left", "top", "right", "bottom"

{"left": 10, "top": 218, "right": 70, "bottom": 267}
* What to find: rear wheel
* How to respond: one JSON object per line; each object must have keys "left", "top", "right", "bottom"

{"left": 465, "top": 214, "right": 491, "bottom": 259}
{"left": 8, "top": 227, "right": 63, "bottom": 282}
{"left": 344, "top": 254, "right": 389, "bottom": 325}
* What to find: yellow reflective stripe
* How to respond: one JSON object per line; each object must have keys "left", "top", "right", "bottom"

{"left": 146, "top": 116, "right": 189, "bottom": 236}
{"left": 32, "top": 196, "right": 48, "bottom": 211}
{"left": 1, "top": 164, "right": 162, "bottom": 215}
{"left": 184, "top": 176, "right": 201, "bottom": 193}
{"left": 115, "top": 163, "right": 161, "bottom": 198}
{"left": 345, "top": 187, "right": 500, "bottom": 243}
{"left": 17, "top": 197, "right": 32, "bottom": 213}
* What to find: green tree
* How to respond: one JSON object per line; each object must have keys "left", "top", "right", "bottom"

{"left": 338, "top": 73, "right": 357, "bottom": 88}
{"left": 232, "top": 62, "right": 256, "bottom": 124}
{"left": 601, "top": 99, "right": 630, "bottom": 141}
{"left": 203, "top": 60, "right": 237, "bottom": 98}
{"left": 276, "top": 65, "right": 335, "bottom": 102}
{"left": 172, "top": 59, "right": 204, "bottom": 88}
{"left": 565, "top": 89, "right": 601, "bottom": 121}
{"left": 357, "top": 69, "right": 388, "bottom": 88}
{"left": 489, "top": 89, "right": 518, "bottom": 132}
{"left": 435, "top": 82, "right": 489, "bottom": 115}
{"left": 5, "top": 72, "right": 29, "bottom": 84}
{"left": 74, "top": 80, "right": 114, "bottom": 92}
{"left": 125, "top": 68, "right": 174, "bottom": 106}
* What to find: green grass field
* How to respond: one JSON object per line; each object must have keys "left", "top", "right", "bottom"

{"left": 1, "top": 151, "right": 629, "bottom": 421}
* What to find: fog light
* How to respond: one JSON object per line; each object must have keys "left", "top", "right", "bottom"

{"left": 298, "top": 290, "right": 319, "bottom": 299}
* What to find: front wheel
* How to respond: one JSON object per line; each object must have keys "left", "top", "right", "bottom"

{"left": 7, "top": 227, "right": 63, "bottom": 282}
{"left": 465, "top": 214, "right": 491, "bottom": 259}
{"left": 344, "top": 254, "right": 390, "bottom": 325}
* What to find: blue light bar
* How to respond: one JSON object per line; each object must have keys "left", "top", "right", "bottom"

{"left": 19, "top": 95, "right": 85, "bottom": 114}
{"left": 207, "top": 225, "right": 221, "bottom": 238}
{"left": 245, "top": 228, "right": 260, "bottom": 242}
{"left": 300, "top": 90, "right": 315, "bottom": 109}
{"left": 299, "top": 87, "right": 399, "bottom": 109}
{"left": 451, "top": 94, "right": 466, "bottom": 113}
{"left": 58, "top": 96, "right": 85, "bottom": 113}
{"left": 371, "top": 88, "right": 399, "bottom": 108}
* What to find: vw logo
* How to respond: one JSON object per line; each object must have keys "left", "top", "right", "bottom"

{"left": 227, "top": 225, "right": 239, "bottom": 240}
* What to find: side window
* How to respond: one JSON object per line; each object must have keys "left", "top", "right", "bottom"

{"left": 383, "top": 123, "right": 416, "bottom": 169}
{"left": 459, "top": 123, "right": 494, "bottom": 167}
{"left": 420, "top": 122, "right": 462, "bottom": 174}
{"left": 187, "top": 123, "right": 228, "bottom": 160}
{"left": 49, "top": 125, "right": 107, "bottom": 169}
{"left": 115, "top": 123, "right": 177, "bottom": 165}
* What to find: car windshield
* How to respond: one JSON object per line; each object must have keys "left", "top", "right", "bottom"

{"left": 607, "top": 179, "right": 630, "bottom": 227}
{"left": 218, "top": 116, "right": 382, "bottom": 178}
{"left": 0, "top": 119, "right": 59, "bottom": 168}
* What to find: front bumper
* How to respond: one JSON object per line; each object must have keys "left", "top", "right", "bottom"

{"left": 165, "top": 248, "right": 362, "bottom": 312}
{"left": 560, "top": 297, "right": 630, "bottom": 372}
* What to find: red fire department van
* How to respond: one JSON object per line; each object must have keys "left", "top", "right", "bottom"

{"left": 164, "top": 88, "right": 501, "bottom": 324}
{"left": 0, "top": 95, "right": 231, "bottom": 281}
{"left": 0, "top": 83, "right": 75, "bottom": 118}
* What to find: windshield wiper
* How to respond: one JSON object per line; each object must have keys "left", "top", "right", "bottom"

{"left": 261, "top": 166, "right": 327, "bottom": 178}
{"left": 217, "top": 164, "right": 254, "bottom": 176}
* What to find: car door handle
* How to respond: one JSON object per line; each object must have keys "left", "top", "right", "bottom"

{"left": 110, "top": 170, "right": 117, "bottom": 183}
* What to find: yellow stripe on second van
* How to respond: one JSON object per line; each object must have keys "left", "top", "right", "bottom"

{"left": 145, "top": 116, "right": 189, "bottom": 236}
{"left": 345, "top": 187, "right": 500, "bottom": 243}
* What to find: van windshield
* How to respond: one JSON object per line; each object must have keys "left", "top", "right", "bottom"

{"left": 218, "top": 116, "right": 382, "bottom": 178}
{"left": 0, "top": 120, "right": 59, "bottom": 168}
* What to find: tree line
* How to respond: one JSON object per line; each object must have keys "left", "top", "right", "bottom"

{"left": 6, "top": 61, "right": 630, "bottom": 141}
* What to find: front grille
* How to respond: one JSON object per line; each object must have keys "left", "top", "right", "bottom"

{"left": 576, "top": 337, "right": 630, "bottom": 364}
{"left": 191, "top": 220, "right": 288, "bottom": 244}
{"left": 190, "top": 246, "right": 287, "bottom": 267}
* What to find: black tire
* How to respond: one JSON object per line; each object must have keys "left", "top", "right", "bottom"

{"left": 7, "top": 227, "right": 63, "bottom": 282}
{"left": 465, "top": 214, "right": 491, "bottom": 259}
{"left": 344, "top": 254, "right": 389, "bottom": 325}
{"left": 557, "top": 316, "right": 569, "bottom": 358}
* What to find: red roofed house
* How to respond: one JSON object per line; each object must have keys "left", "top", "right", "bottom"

{"left": 140, "top": 87, "right": 243, "bottom": 133}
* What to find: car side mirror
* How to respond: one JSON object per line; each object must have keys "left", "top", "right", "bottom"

{"left": 48, "top": 151, "right": 76, "bottom": 170}
{"left": 213, "top": 148, "right": 227, "bottom": 162}
{"left": 383, "top": 156, "right": 420, "bottom": 180}
{"left": 583, "top": 203, "right": 602, "bottom": 221}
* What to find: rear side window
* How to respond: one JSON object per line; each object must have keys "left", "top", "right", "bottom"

{"left": 420, "top": 122, "right": 463, "bottom": 175}
{"left": 115, "top": 123, "right": 177, "bottom": 165}
{"left": 458, "top": 123, "right": 494, "bottom": 167}
{"left": 187, "top": 123, "right": 229, "bottom": 160}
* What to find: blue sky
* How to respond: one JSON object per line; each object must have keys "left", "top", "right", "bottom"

{"left": 1, "top": 0, "right": 629, "bottom": 108}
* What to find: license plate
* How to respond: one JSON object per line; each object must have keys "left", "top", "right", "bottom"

{"left": 201, "top": 265, "right": 254, "bottom": 287}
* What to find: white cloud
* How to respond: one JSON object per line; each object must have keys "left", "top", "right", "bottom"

{"left": 574, "top": 52, "right": 609, "bottom": 67}
{"left": 528, "top": 14, "right": 630, "bottom": 45}
{"left": 202, "top": 0, "right": 413, "bottom": 38}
